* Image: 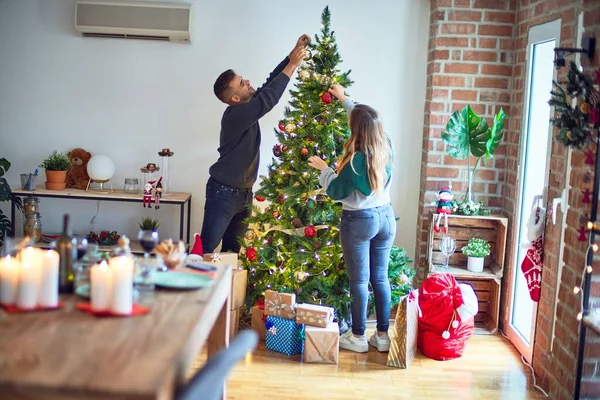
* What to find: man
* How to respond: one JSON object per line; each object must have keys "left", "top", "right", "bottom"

{"left": 201, "top": 34, "right": 310, "bottom": 254}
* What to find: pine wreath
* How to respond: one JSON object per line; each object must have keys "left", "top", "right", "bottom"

{"left": 549, "top": 61, "right": 599, "bottom": 148}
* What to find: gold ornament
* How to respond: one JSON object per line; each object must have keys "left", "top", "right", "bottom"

{"left": 580, "top": 102, "right": 591, "bottom": 114}
{"left": 304, "top": 49, "right": 312, "bottom": 60}
{"left": 245, "top": 229, "right": 256, "bottom": 240}
{"left": 299, "top": 69, "right": 311, "bottom": 81}
{"left": 285, "top": 123, "right": 296, "bottom": 133}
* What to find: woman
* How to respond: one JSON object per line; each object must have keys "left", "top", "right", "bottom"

{"left": 308, "top": 83, "right": 396, "bottom": 353}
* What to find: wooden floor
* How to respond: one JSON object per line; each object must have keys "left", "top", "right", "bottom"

{"left": 192, "top": 323, "right": 548, "bottom": 400}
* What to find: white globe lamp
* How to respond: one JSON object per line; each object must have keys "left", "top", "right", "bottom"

{"left": 86, "top": 154, "right": 116, "bottom": 192}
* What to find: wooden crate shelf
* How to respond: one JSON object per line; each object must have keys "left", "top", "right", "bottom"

{"left": 427, "top": 212, "right": 508, "bottom": 278}
{"left": 426, "top": 212, "right": 508, "bottom": 335}
{"left": 457, "top": 277, "right": 500, "bottom": 335}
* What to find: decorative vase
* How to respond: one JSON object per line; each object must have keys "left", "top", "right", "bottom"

{"left": 45, "top": 170, "right": 67, "bottom": 190}
{"left": 467, "top": 256, "right": 484, "bottom": 273}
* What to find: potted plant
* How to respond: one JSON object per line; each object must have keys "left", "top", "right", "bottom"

{"left": 461, "top": 237, "right": 491, "bottom": 273}
{"left": 138, "top": 216, "right": 160, "bottom": 232}
{"left": 0, "top": 158, "right": 23, "bottom": 246}
{"left": 441, "top": 105, "right": 507, "bottom": 215}
{"left": 39, "top": 150, "right": 71, "bottom": 190}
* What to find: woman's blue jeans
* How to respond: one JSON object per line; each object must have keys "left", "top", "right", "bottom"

{"left": 340, "top": 204, "right": 396, "bottom": 336}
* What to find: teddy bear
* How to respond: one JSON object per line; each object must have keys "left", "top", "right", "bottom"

{"left": 66, "top": 148, "right": 92, "bottom": 190}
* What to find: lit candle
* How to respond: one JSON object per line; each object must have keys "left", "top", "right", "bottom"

{"left": 38, "top": 250, "right": 59, "bottom": 308}
{"left": 20, "top": 247, "right": 44, "bottom": 291}
{"left": 109, "top": 256, "right": 133, "bottom": 315}
{"left": 0, "top": 255, "right": 20, "bottom": 305}
{"left": 16, "top": 258, "right": 38, "bottom": 309}
{"left": 90, "top": 261, "right": 112, "bottom": 311}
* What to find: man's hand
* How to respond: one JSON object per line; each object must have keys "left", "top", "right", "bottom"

{"left": 328, "top": 83, "right": 346, "bottom": 102}
{"left": 308, "top": 156, "right": 329, "bottom": 172}
{"left": 288, "top": 47, "right": 306, "bottom": 68}
{"left": 294, "top": 34, "right": 311, "bottom": 50}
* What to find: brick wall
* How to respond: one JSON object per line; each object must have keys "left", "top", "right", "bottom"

{"left": 416, "top": 0, "right": 515, "bottom": 282}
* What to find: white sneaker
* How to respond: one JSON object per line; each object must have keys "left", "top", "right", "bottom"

{"left": 369, "top": 332, "right": 391, "bottom": 352}
{"left": 339, "top": 330, "right": 368, "bottom": 353}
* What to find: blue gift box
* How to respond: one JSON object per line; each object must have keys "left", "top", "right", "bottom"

{"left": 265, "top": 315, "right": 305, "bottom": 355}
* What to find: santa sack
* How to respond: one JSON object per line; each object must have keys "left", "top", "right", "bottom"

{"left": 417, "top": 273, "right": 478, "bottom": 361}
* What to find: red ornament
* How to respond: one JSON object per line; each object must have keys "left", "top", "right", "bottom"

{"left": 281, "top": 145, "right": 288, "bottom": 152}
{"left": 301, "top": 147, "right": 309, "bottom": 156}
{"left": 246, "top": 247, "right": 257, "bottom": 261}
{"left": 591, "top": 108, "right": 599, "bottom": 125}
{"left": 278, "top": 122, "right": 285, "bottom": 131}
{"left": 304, "top": 225, "right": 317, "bottom": 237}
{"left": 321, "top": 92, "right": 333, "bottom": 104}
{"left": 255, "top": 195, "right": 266, "bottom": 202}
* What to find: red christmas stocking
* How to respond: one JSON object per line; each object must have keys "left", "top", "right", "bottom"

{"left": 520, "top": 236, "right": 543, "bottom": 302}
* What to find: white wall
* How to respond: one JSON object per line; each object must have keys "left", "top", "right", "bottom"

{"left": 0, "top": 0, "right": 429, "bottom": 258}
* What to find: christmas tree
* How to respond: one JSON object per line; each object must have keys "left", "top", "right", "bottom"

{"left": 241, "top": 6, "right": 352, "bottom": 318}
{"left": 241, "top": 6, "right": 414, "bottom": 320}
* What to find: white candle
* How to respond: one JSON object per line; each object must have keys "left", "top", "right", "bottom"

{"left": 38, "top": 250, "right": 59, "bottom": 308}
{"left": 0, "top": 256, "right": 20, "bottom": 305}
{"left": 109, "top": 256, "right": 133, "bottom": 315}
{"left": 90, "top": 261, "right": 112, "bottom": 311}
{"left": 20, "top": 247, "right": 44, "bottom": 292}
{"left": 16, "top": 258, "right": 38, "bottom": 309}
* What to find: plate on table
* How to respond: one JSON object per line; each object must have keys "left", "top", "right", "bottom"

{"left": 76, "top": 284, "right": 90, "bottom": 298}
{"left": 153, "top": 271, "right": 214, "bottom": 290}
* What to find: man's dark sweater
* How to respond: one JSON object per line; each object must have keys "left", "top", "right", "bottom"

{"left": 209, "top": 57, "right": 291, "bottom": 189}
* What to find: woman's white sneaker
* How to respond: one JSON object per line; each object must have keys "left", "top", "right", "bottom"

{"left": 339, "top": 330, "right": 369, "bottom": 353}
{"left": 369, "top": 332, "right": 391, "bottom": 352}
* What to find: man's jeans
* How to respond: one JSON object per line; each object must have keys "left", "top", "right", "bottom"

{"left": 200, "top": 177, "right": 252, "bottom": 254}
{"left": 340, "top": 204, "right": 396, "bottom": 336}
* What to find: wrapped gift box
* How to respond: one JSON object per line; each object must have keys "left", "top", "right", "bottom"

{"left": 203, "top": 253, "right": 246, "bottom": 310}
{"left": 304, "top": 322, "right": 339, "bottom": 364}
{"left": 229, "top": 269, "right": 247, "bottom": 311}
{"left": 264, "top": 290, "right": 296, "bottom": 320}
{"left": 295, "top": 303, "right": 334, "bottom": 328}
{"left": 265, "top": 315, "right": 304, "bottom": 356}
{"left": 203, "top": 252, "right": 238, "bottom": 266}
{"left": 230, "top": 306, "right": 245, "bottom": 339}
{"left": 387, "top": 292, "right": 419, "bottom": 368}
{"left": 251, "top": 304, "right": 266, "bottom": 340}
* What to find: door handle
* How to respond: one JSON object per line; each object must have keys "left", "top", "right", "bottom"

{"left": 551, "top": 188, "right": 569, "bottom": 225}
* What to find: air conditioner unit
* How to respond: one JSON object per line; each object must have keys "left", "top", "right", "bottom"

{"left": 75, "top": 0, "right": 192, "bottom": 43}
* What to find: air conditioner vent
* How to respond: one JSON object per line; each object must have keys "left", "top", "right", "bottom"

{"left": 75, "top": 0, "right": 192, "bottom": 43}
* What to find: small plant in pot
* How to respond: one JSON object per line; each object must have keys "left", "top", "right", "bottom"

{"left": 39, "top": 151, "right": 71, "bottom": 190}
{"left": 462, "top": 237, "right": 491, "bottom": 273}
{"left": 138, "top": 217, "right": 160, "bottom": 232}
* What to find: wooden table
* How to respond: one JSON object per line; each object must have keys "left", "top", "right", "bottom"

{"left": 0, "top": 266, "right": 232, "bottom": 399}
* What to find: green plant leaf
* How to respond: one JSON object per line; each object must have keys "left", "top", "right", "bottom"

{"left": 0, "top": 158, "right": 9, "bottom": 178}
{"left": 442, "top": 106, "right": 490, "bottom": 159}
{"left": 485, "top": 108, "right": 507, "bottom": 160}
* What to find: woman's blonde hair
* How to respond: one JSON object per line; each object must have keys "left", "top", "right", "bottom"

{"left": 336, "top": 104, "right": 391, "bottom": 193}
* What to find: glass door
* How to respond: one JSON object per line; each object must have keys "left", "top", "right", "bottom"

{"left": 506, "top": 19, "right": 561, "bottom": 363}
